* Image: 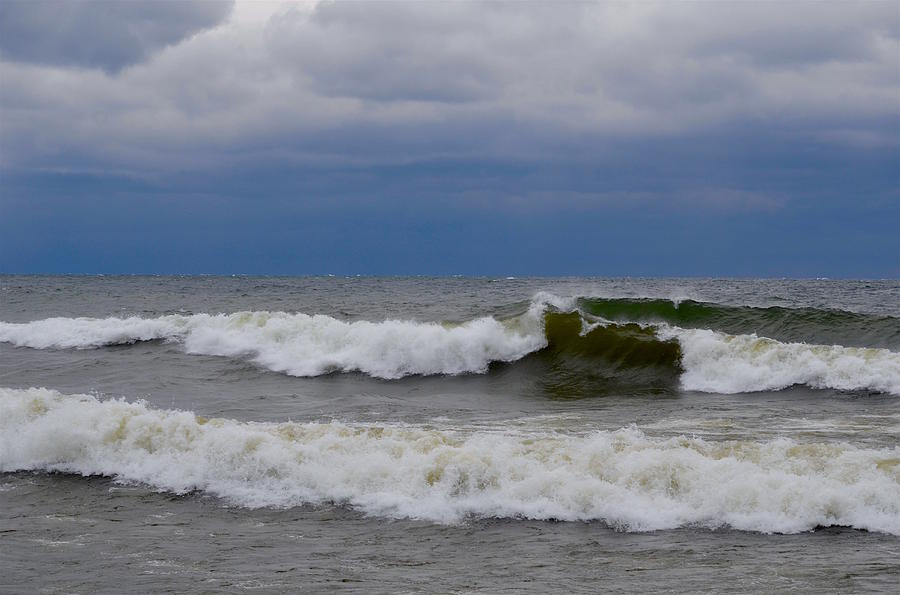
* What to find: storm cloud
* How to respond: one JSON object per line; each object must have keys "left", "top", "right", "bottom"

{"left": 0, "top": 0, "right": 234, "bottom": 72}
{"left": 0, "top": 1, "right": 897, "bottom": 275}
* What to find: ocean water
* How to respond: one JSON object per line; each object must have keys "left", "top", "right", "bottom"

{"left": 1, "top": 276, "right": 898, "bottom": 592}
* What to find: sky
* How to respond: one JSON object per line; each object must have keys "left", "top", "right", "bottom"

{"left": 0, "top": 0, "right": 897, "bottom": 277}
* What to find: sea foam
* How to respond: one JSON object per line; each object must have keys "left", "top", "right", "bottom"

{"left": 2, "top": 387, "right": 899, "bottom": 534}
{"left": 661, "top": 326, "right": 900, "bottom": 395}
{"left": 0, "top": 307, "right": 547, "bottom": 379}
{"left": 2, "top": 294, "right": 899, "bottom": 394}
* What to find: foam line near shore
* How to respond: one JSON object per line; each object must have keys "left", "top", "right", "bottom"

{"left": 2, "top": 388, "right": 899, "bottom": 534}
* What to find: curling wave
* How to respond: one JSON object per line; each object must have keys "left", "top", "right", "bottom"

{"left": 2, "top": 388, "right": 898, "bottom": 534}
{"left": 1, "top": 296, "right": 899, "bottom": 394}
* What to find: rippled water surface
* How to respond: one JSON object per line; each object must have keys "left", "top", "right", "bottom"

{"left": 2, "top": 276, "right": 898, "bottom": 592}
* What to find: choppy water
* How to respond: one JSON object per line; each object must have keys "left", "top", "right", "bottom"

{"left": 1, "top": 276, "right": 899, "bottom": 592}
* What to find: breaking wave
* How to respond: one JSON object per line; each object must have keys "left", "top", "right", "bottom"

{"left": 2, "top": 388, "right": 898, "bottom": 534}
{"left": 0, "top": 307, "right": 547, "bottom": 379}
{"left": 660, "top": 326, "right": 900, "bottom": 395}
{"left": 1, "top": 295, "right": 898, "bottom": 395}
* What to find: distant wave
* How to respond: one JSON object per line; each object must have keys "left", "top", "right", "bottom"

{"left": 1, "top": 294, "right": 899, "bottom": 395}
{"left": 2, "top": 388, "right": 898, "bottom": 534}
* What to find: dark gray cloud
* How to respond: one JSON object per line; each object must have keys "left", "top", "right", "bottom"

{"left": 0, "top": 1, "right": 896, "bottom": 187}
{"left": 0, "top": 0, "right": 233, "bottom": 72}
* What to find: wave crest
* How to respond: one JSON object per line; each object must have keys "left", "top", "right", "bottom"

{"left": 580, "top": 297, "right": 900, "bottom": 349}
{"left": 2, "top": 295, "right": 899, "bottom": 394}
{"left": 0, "top": 309, "right": 547, "bottom": 379}
{"left": 2, "top": 388, "right": 898, "bottom": 534}
{"left": 662, "top": 326, "right": 900, "bottom": 395}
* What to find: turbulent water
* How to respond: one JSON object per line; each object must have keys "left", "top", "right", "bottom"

{"left": 2, "top": 276, "right": 899, "bottom": 592}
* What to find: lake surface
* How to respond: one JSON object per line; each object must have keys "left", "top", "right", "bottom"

{"left": 2, "top": 276, "right": 898, "bottom": 592}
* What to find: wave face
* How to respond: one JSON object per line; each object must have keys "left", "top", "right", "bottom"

{"left": 580, "top": 298, "right": 900, "bottom": 349}
{"left": 2, "top": 388, "right": 898, "bottom": 534}
{"left": 536, "top": 312, "right": 682, "bottom": 396}
{"left": 1, "top": 296, "right": 899, "bottom": 395}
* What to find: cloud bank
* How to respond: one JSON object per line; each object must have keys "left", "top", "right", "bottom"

{"left": 0, "top": 1, "right": 897, "bottom": 275}
{"left": 2, "top": 0, "right": 896, "bottom": 170}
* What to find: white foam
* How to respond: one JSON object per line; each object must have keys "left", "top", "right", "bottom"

{"left": 2, "top": 387, "right": 898, "bottom": 534}
{"left": 0, "top": 316, "right": 185, "bottom": 349}
{"left": 0, "top": 308, "right": 547, "bottom": 379}
{"left": 3, "top": 296, "right": 899, "bottom": 393}
{"left": 660, "top": 326, "right": 900, "bottom": 395}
